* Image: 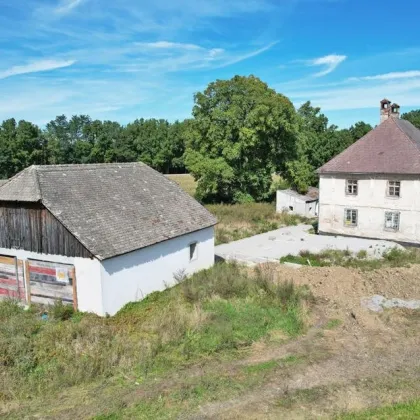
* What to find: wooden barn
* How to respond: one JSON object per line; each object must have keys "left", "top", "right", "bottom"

{"left": 0, "top": 163, "right": 216, "bottom": 315}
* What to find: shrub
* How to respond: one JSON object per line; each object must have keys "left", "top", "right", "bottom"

{"left": 50, "top": 299, "right": 75, "bottom": 321}
{"left": 356, "top": 250, "right": 368, "bottom": 259}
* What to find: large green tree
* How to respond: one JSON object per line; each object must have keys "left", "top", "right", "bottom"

{"left": 184, "top": 75, "right": 298, "bottom": 203}
{"left": 0, "top": 119, "right": 45, "bottom": 178}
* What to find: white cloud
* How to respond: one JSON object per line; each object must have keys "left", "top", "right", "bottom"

{"left": 349, "top": 70, "right": 420, "bottom": 82}
{"left": 309, "top": 54, "right": 347, "bottom": 77}
{"left": 212, "top": 41, "right": 278, "bottom": 69}
{"left": 137, "top": 41, "right": 203, "bottom": 50}
{"left": 287, "top": 78, "right": 420, "bottom": 111}
{"left": 0, "top": 59, "right": 76, "bottom": 80}
{"left": 54, "top": 0, "right": 84, "bottom": 15}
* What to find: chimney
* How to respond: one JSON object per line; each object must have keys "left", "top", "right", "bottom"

{"left": 391, "top": 103, "right": 400, "bottom": 119}
{"left": 380, "top": 98, "right": 391, "bottom": 123}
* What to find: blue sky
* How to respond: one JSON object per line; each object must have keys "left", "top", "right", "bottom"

{"left": 1, "top": 0, "right": 420, "bottom": 127}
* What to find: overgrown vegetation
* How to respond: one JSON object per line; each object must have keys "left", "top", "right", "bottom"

{"left": 167, "top": 174, "right": 306, "bottom": 245}
{"left": 0, "top": 263, "right": 310, "bottom": 405}
{"left": 206, "top": 202, "right": 309, "bottom": 244}
{"left": 280, "top": 247, "right": 420, "bottom": 270}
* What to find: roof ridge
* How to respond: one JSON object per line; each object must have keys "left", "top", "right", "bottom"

{"left": 34, "top": 162, "right": 143, "bottom": 172}
{"left": 392, "top": 118, "right": 420, "bottom": 153}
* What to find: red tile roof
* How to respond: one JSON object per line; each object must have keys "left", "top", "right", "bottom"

{"left": 318, "top": 117, "right": 420, "bottom": 175}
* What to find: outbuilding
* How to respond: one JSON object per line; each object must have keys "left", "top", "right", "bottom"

{"left": 276, "top": 187, "right": 319, "bottom": 218}
{"left": 0, "top": 163, "right": 216, "bottom": 315}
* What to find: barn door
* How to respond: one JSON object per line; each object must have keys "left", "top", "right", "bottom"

{"left": 0, "top": 255, "right": 26, "bottom": 301}
{"left": 27, "top": 260, "right": 77, "bottom": 309}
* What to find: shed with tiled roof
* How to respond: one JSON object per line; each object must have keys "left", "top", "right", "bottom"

{"left": 0, "top": 163, "right": 216, "bottom": 316}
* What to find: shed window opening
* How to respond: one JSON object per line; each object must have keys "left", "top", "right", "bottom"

{"left": 344, "top": 209, "right": 358, "bottom": 226}
{"left": 385, "top": 212, "right": 400, "bottom": 231}
{"left": 346, "top": 180, "right": 358, "bottom": 195}
{"left": 189, "top": 242, "right": 198, "bottom": 261}
{"left": 387, "top": 181, "right": 401, "bottom": 197}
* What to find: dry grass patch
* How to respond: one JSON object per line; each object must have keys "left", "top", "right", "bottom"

{"left": 207, "top": 202, "right": 309, "bottom": 244}
{"left": 166, "top": 174, "right": 197, "bottom": 196}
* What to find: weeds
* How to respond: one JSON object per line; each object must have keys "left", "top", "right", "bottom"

{"left": 1, "top": 263, "right": 309, "bottom": 403}
{"left": 280, "top": 247, "right": 420, "bottom": 270}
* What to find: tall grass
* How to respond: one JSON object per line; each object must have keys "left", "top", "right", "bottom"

{"left": 0, "top": 263, "right": 310, "bottom": 402}
{"left": 206, "top": 203, "right": 309, "bottom": 244}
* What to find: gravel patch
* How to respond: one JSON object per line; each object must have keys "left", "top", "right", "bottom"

{"left": 362, "top": 294, "right": 420, "bottom": 312}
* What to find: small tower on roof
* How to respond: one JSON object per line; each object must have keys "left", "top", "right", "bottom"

{"left": 380, "top": 98, "right": 391, "bottom": 123}
{"left": 391, "top": 103, "right": 400, "bottom": 119}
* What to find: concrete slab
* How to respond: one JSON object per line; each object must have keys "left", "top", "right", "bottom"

{"left": 215, "top": 224, "right": 402, "bottom": 264}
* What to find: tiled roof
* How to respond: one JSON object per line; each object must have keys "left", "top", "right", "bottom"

{"left": 318, "top": 117, "right": 420, "bottom": 175}
{"left": 279, "top": 187, "right": 319, "bottom": 202}
{"left": 0, "top": 163, "right": 217, "bottom": 260}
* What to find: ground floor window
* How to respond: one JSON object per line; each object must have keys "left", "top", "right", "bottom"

{"left": 344, "top": 209, "right": 358, "bottom": 226}
{"left": 189, "top": 242, "right": 198, "bottom": 261}
{"left": 384, "top": 212, "right": 400, "bottom": 231}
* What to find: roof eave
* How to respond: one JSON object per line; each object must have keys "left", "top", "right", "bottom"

{"left": 99, "top": 221, "right": 217, "bottom": 261}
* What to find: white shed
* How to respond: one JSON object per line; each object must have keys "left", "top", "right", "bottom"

{"left": 276, "top": 187, "right": 319, "bottom": 218}
{"left": 0, "top": 163, "right": 216, "bottom": 316}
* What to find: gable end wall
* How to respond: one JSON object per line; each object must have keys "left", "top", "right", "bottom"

{"left": 0, "top": 202, "right": 93, "bottom": 258}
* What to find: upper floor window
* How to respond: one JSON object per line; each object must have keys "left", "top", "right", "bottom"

{"left": 387, "top": 181, "right": 400, "bottom": 197}
{"left": 346, "top": 179, "right": 358, "bottom": 195}
{"left": 344, "top": 209, "right": 358, "bottom": 227}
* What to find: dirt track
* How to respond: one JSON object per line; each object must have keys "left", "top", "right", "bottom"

{"left": 191, "top": 265, "right": 420, "bottom": 419}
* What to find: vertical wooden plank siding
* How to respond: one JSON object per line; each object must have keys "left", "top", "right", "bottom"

{"left": 0, "top": 202, "right": 93, "bottom": 258}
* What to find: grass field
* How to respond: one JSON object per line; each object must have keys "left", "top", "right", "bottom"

{"left": 167, "top": 174, "right": 310, "bottom": 244}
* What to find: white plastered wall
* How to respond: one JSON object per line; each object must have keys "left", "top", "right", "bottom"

{"left": 276, "top": 191, "right": 306, "bottom": 215}
{"left": 99, "top": 227, "right": 215, "bottom": 316}
{"left": 277, "top": 191, "right": 317, "bottom": 217}
{"left": 0, "top": 247, "right": 103, "bottom": 314}
{"left": 319, "top": 175, "right": 420, "bottom": 243}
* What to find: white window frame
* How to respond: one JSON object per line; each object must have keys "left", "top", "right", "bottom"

{"left": 387, "top": 181, "right": 401, "bottom": 197}
{"left": 344, "top": 208, "right": 358, "bottom": 227}
{"left": 189, "top": 242, "right": 198, "bottom": 261}
{"left": 384, "top": 211, "right": 400, "bottom": 231}
{"left": 346, "top": 179, "right": 358, "bottom": 196}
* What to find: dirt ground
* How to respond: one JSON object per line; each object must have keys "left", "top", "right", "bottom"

{"left": 191, "top": 265, "right": 420, "bottom": 419}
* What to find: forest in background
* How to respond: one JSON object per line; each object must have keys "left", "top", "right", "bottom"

{"left": 1, "top": 75, "right": 418, "bottom": 203}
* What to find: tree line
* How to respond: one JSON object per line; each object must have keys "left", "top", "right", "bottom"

{"left": 1, "top": 75, "right": 418, "bottom": 203}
